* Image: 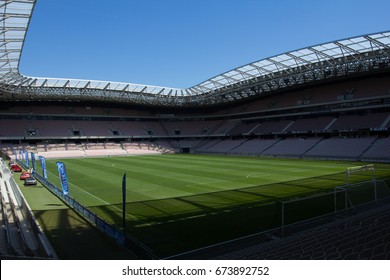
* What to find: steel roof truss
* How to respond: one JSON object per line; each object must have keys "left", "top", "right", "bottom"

{"left": 335, "top": 42, "right": 361, "bottom": 61}
{"left": 249, "top": 63, "right": 274, "bottom": 79}
{"left": 221, "top": 74, "right": 241, "bottom": 84}
{"left": 234, "top": 68, "right": 257, "bottom": 80}
{"left": 39, "top": 79, "right": 48, "bottom": 88}
{"left": 26, "top": 78, "right": 37, "bottom": 87}
{"left": 364, "top": 36, "right": 390, "bottom": 56}
{"left": 103, "top": 82, "right": 110, "bottom": 90}
{"left": 308, "top": 47, "right": 336, "bottom": 66}
{"left": 285, "top": 53, "right": 312, "bottom": 71}
{"left": 122, "top": 84, "right": 129, "bottom": 91}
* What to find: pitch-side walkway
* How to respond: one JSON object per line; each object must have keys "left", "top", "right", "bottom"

{"left": 17, "top": 176, "right": 136, "bottom": 260}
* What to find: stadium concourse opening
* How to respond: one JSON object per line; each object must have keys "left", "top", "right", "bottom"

{"left": 1, "top": 1, "right": 390, "bottom": 260}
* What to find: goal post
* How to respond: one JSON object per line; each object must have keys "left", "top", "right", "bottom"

{"left": 279, "top": 165, "right": 390, "bottom": 237}
{"left": 346, "top": 164, "right": 375, "bottom": 186}
{"left": 346, "top": 164, "right": 377, "bottom": 202}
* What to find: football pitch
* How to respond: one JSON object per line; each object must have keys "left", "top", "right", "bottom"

{"left": 42, "top": 154, "right": 390, "bottom": 257}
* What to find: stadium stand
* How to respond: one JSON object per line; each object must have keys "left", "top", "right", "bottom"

{"left": 329, "top": 113, "right": 389, "bottom": 131}
{"left": 286, "top": 117, "right": 335, "bottom": 132}
{"left": 122, "top": 142, "right": 167, "bottom": 155}
{"left": 195, "top": 140, "right": 223, "bottom": 153}
{"left": 0, "top": 159, "right": 55, "bottom": 259}
{"left": 230, "top": 139, "right": 280, "bottom": 155}
{"left": 251, "top": 120, "right": 294, "bottom": 134}
{"left": 73, "top": 121, "right": 114, "bottom": 137}
{"left": 200, "top": 139, "right": 245, "bottom": 154}
{"left": 0, "top": 119, "right": 30, "bottom": 137}
{"left": 143, "top": 122, "right": 167, "bottom": 136}
{"left": 114, "top": 120, "right": 149, "bottom": 136}
{"left": 228, "top": 122, "right": 259, "bottom": 135}
{"left": 31, "top": 120, "right": 74, "bottom": 137}
{"left": 262, "top": 138, "right": 322, "bottom": 157}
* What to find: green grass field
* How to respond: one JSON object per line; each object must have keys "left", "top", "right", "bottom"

{"left": 39, "top": 154, "right": 390, "bottom": 257}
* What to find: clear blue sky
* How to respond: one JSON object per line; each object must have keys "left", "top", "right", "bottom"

{"left": 20, "top": 0, "right": 390, "bottom": 88}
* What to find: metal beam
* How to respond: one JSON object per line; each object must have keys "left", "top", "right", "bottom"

{"left": 286, "top": 53, "right": 312, "bottom": 70}
{"left": 267, "top": 58, "right": 290, "bottom": 71}
{"left": 103, "top": 82, "right": 111, "bottom": 90}
{"left": 249, "top": 63, "right": 274, "bottom": 77}
{"left": 234, "top": 68, "right": 257, "bottom": 79}
{"left": 335, "top": 42, "right": 361, "bottom": 61}
{"left": 308, "top": 47, "right": 336, "bottom": 66}
{"left": 364, "top": 36, "right": 390, "bottom": 56}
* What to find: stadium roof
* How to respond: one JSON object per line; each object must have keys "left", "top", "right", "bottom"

{"left": 1, "top": 0, "right": 390, "bottom": 106}
{"left": 0, "top": 0, "right": 34, "bottom": 77}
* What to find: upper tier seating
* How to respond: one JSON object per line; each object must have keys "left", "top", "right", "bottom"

{"left": 286, "top": 117, "right": 335, "bottom": 132}
{"left": 0, "top": 119, "right": 30, "bottom": 137}
{"left": 252, "top": 120, "right": 294, "bottom": 134}
{"left": 31, "top": 120, "right": 73, "bottom": 137}
{"left": 329, "top": 113, "right": 389, "bottom": 131}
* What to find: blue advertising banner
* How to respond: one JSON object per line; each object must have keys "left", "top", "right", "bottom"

{"left": 25, "top": 151, "right": 29, "bottom": 167}
{"left": 56, "top": 162, "right": 69, "bottom": 196}
{"left": 38, "top": 156, "right": 48, "bottom": 179}
{"left": 31, "top": 152, "right": 36, "bottom": 170}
